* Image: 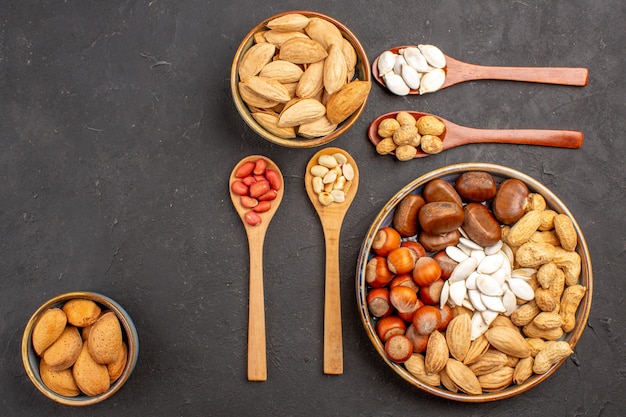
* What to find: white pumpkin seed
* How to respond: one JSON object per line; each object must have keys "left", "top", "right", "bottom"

{"left": 477, "top": 252, "right": 504, "bottom": 274}
{"left": 418, "top": 44, "right": 446, "bottom": 68}
{"left": 476, "top": 274, "right": 503, "bottom": 297}
{"left": 393, "top": 54, "right": 407, "bottom": 76}
{"left": 465, "top": 271, "right": 479, "bottom": 290}
{"left": 484, "top": 240, "right": 503, "bottom": 255}
{"left": 439, "top": 280, "right": 450, "bottom": 309}
{"left": 468, "top": 289, "right": 487, "bottom": 312}
{"left": 480, "top": 294, "right": 506, "bottom": 313}
{"left": 449, "top": 280, "right": 468, "bottom": 306}
{"left": 377, "top": 50, "right": 395, "bottom": 77}
{"left": 402, "top": 46, "right": 430, "bottom": 72}
{"left": 490, "top": 267, "right": 508, "bottom": 286}
{"left": 471, "top": 311, "right": 489, "bottom": 340}
{"left": 471, "top": 249, "right": 486, "bottom": 264}
{"left": 401, "top": 63, "right": 421, "bottom": 90}
{"left": 508, "top": 278, "right": 535, "bottom": 301}
{"left": 480, "top": 309, "right": 499, "bottom": 327}
{"left": 448, "top": 257, "right": 478, "bottom": 283}
{"left": 459, "top": 237, "right": 483, "bottom": 251}
{"left": 502, "top": 288, "right": 518, "bottom": 316}
{"left": 445, "top": 246, "right": 469, "bottom": 263}
{"left": 419, "top": 68, "right": 446, "bottom": 94}
{"left": 383, "top": 72, "right": 410, "bottom": 96}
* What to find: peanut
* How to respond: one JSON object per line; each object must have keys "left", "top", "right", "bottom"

{"left": 507, "top": 210, "right": 543, "bottom": 246}
{"left": 552, "top": 247, "right": 582, "bottom": 286}
{"left": 534, "top": 288, "right": 559, "bottom": 312}
{"left": 522, "top": 321, "right": 564, "bottom": 341}
{"left": 532, "top": 341, "right": 573, "bottom": 374}
{"left": 531, "top": 312, "right": 564, "bottom": 330}
{"left": 553, "top": 214, "right": 578, "bottom": 251}
{"left": 511, "top": 300, "right": 540, "bottom": 327}
{"left": 560, "top": 285, "right": 586, "bottom": 332}
{"left": 515, "top": 241, "right": 556, "bottom": 268}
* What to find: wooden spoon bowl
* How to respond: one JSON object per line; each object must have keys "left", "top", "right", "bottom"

{"left": 229, "top": 155, "right": 284, "bottom": 381}
{"left": 304, "top": 147, "right": 359, "bottom": 374}
{"left": 372, "top": 45, "right": 588, "bottom": 94}
{"left": 369, "top": 111, "right": 584, "bottom": 158}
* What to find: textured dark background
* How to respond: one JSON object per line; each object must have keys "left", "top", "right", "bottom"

{"left": 2, "top": 1, "right": 625, "bottom": 416}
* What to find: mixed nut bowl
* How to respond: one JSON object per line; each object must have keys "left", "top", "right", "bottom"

{"left": 356, "top": 163, "right": 592, "bottom": 402}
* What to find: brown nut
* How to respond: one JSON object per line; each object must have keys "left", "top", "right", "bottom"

{"left": 455, "top": 171, "right": 497, "bottom": 202}
{"left": 423, "top": 179, "right": 463, "bottom": 206}
{"left": 462, "top": 202, "right": 502, "bottom": 247}
{"left": 393, "top": 194, "right": 426, "bottom": 237}
{"left": 419, "top": 229, "right": 461, "bottom": 252}
{"left": 419, "top": 201, "right": 465, "bottom": 235}
{"left": 492, "top": 178, "right": 530, "bottom": 224}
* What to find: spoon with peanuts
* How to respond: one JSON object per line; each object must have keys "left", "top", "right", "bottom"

{"left": 369, "top": 111, "right": 584, "bottom": 159}
{"left": 373, "top": 45, "right": 588, "bottom": 95}
{"left": 305, "top": 147, "right": 359, "bottom": 375}
{"left": 229, "top": 155, "right": 284, "bottom": 381}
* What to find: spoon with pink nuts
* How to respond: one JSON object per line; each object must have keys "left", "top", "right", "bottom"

{"left": 305, "top": 147, "right": 359, "bottom": 374}
{"left": 229, "top": 155, "right": 284, "bottom": 381}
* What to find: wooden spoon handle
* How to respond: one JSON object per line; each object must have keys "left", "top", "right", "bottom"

{"left": 445, "top": 57, "right": 588, "bottom": 87}
{"left": 323, "top": 225, "right": 343, "bottom": 375}
{"left": 447, "top": 124, "right": 584, "bottom": 149}
{"left": 247, "top": 236, "right": 267, "bottom": 381}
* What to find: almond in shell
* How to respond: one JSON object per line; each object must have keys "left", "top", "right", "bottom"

{"left": 32, "top": 308, "right": 67, "bottom": 356}
{"left": 266, "top": 13, "right": 311, "bottom": 31}
{"left": 445, "top": 358, "right": 482, "bottom": 395}
{"left": 40, "top": 359, "right": 80, "bottom": 397}
{"left": 88, "top": 311, "right": 123, "bottom": 365}
{"left": 251, "top": 111, "right": 296, "bottom": 138}
{"left": 446, "top": 313, "right": 471, "bottom": 362}
{"left": 238, "top": 42, "right": 276, "bottom": 80}
{"left": 278, "top": 37, "right": 328, "bottom": 64}
{"left": 42, "top": 326, "right": 83, "bottom": 371}
{"left": 277, "top": 98, "right": 326, "bottom": 127}
{"left": 325, "top": 80, "right": 371, "bottom": 124}
{"left": 72, "top": 341, "right": 111, "bottom": 396}
{"left": 107, "top": 341, "right": 128, "bottom": 383}
{"left": 62, "top": 299, "right": 102, "bottom": 327}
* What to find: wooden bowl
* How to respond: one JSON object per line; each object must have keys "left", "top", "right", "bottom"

{"left": 356, "top": 163, "right": 592, "bottom": 402}
{"left": 21, "top": 292, "right": 139, "bottom": 406}
{"left": 231, "top": 10, "right": 371, "bottom": 148}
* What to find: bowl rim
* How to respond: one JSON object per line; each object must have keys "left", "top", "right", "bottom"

{"left": 355, "top": 162, "right": 593, "bottom": 402}
{"left": 21, "top": 291, "right": 139, "bottom": 406}
{"left": 230, "top": 10, "right": 372, "bottom": 148}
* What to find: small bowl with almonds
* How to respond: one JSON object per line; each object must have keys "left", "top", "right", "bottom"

{"left": 231, "top": 10, "right": 372, "bottom": 148}
{"left": 356, "top": 163, "right": 592, "bottom": 402}
{"left": 21, "top": 291, "right": 139, "bottom": 406}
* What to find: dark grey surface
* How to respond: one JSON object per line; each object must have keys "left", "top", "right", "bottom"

{"left": 2, "top": 1, "right": 625, "bottom": 416}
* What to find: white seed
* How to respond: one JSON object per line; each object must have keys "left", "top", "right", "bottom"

{"left": 476, "top": 274, "right": 503, "bottom": 297}
{"left": 501, "top": 243, "right": 515, "bottom": 265}
{"left": 445, "top": 246, "right": 468, "bottom": 263}
{"left": 477, "top": 252, "right": 504, "bottom": 274}
{"left": 471, "top": 311, "right": 489, "bottom": 340}
{"left": 468, "top": 289, "right": 487, "bottom": 312}
{"left": 458, "top": 227, "right": 469, "bottom": 239}
{"left": 330, "top": 189, "right": 345, "bottom": 203}
{"left": 508, "top": 278, "right": 535, "bottom": 301}
{"left": 342, "top": 162, "right": 354, "bottom": 181}
{"left": 312, "top": 176, "right": 324, "bottom": 194}
{"left": 484, "top": 240, "right": 503, "bottom": 255}
{"left": 459, "top": 237, "right": 483, "bottom": 251}
{"left": 318, "top": 154, "right": 338, "bottom": 168}
{"left": 439, "top": 280, "right": 450, "bottom": 309}
{"left": 480, "top": 294, "right": 506, "bottom": 313}
{"left": 419, "top": 68, "right": 446, "bottom": 94}
{"left": 393, "top": 54, "right": 407, "bottom": 75}
{"left": 448, "top": 257, "right": 479, "bottom": 283}
{"left": 318, "top": 191, "right": 334, "bottom": 206}
{"left": 465, "top": 271, "right": 479, "bottom": 290}
{"left": 502, "top": 289, "right": 518, "bottom": 316}
{"left": 401, "top": 63, "right": 421, "bottom": 90}
{"left": 470, "top": 249, "right": 486, "bottom": 264}
{"left": 490, "top": 267, "right": 508, "bottom": 286}
{"left": 402, "top": 46, "right": 430, "bottom": 72}
{"left": 481, "top": 309, "right": 499, "bottom": 327}
{"left": 511, "top": 268, "right": 537, "bottom": 279}
{"left": 418, "top": 44, "right": 447, "bottom": 68}
{"left": 322, "top": 170, "right": 337, "bottom": 184}
{"left": 462, "top": 299, "right": 476, "bottom": 311}
{"left": 383, "top": 72, "right": 410, "bottom": 96}
{"left": 377, "top": 50, "right": 395, "bottom": 77}
{"left": 449, "top": 280, "right": 467, "bottom": 306}
{"left": 310, "top": 164, "right": 329, "bottom": 177}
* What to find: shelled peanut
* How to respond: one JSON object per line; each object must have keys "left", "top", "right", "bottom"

{"left": 237, "top": 13, "right": 371, "bottom": 139}
{"left": 365, "top": 171, "right": 586, "bottom": 394}
{"left": 308, "top": 151, "right": 354, "bottom": 206}
{"left": 231, "top": 158, "right": 283, "bottom": 226}
{"left": 375, "top": 112, "right": 446, "bottom": 160}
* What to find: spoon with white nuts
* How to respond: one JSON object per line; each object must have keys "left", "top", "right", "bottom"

{"left": 305, "top": 147, "right": 359, "bottom": 375}
{"left": 373, "top": 45, "right": 588, "bottom": 95}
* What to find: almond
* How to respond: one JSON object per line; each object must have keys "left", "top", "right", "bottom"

{"left": 251, "top": 111, "right": 296, "bottom": 139}
{"left": 72, "top": 341, "right": 110, "bottom": 396}
{"left": 239, "top": 82, "right": 280, "bottom": 109}
{"left": 513, "top": 356, "right": 534, "bottom": 385}
{"left": 238, "top": 42, "right": 276, "bottom": 80}
{"left": 468, "top": 349, "right": 508, "bottom": 376}
{"left": 32, "top": 308, "right": 67, "bottom": 356}
{"left": 42, "top": 326, "right": 83, "bottom": 371}
{"left": 304, "top": 17, "right": 344, "bottom": 50}
{"left": 62, "top": 299, "right": 101, "bottom": 327}
{"left": 325, "top": 80, "right": 371, "bottom": 124}
{"left": 278, "top": 37, "right": 328, "bottom": 64}
{"left": 266, "top": 13, "right": 311, "bottom": 32}
{"left": 323, "top": 44, "right": 348, "bottom": 95}
{"left": 404, "top": 353, "right": 441, "bottom": 387}
{"left": 445, "top": 358, "right": 482, "bottom": 395}
{"left": 462, "top": 334, "right": 490, "bottom": 365}
{"left": 445, "top": 313, "right": 471, "bottom": 362}
{"left": 485, "top": 326, "right": 532, "bottom": 358}
{"left": 277, "top": 98, "right": 326, "bottom": 127}
{"left": 40, "top": 359, "right": 80, "bottom": 397}
{"left": 296, "top": 60, "right": 325, "bottom": 98}
{"left": 245, "top": 76, "right": 292, "bottom": 103}
{"left": 88, "top": 311, "right": 123, "bottom": 365}
{"left": 297, "top": 116, "right": 338, "bottom": 138}
{"left": 478, "top": 366, "right": 515, "bottom": 392}
{"left": 262, "top": 30, "right": 310, "bottom": 48}
{"left": 259, "top": 60, "right": 304, "bottom": 83}
{"left": 424, "top": 330, "right": 448, "bottom": 375}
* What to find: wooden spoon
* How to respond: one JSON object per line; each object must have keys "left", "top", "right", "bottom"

{"left": 369, "top": 111, "right": 584, "bottom": 158}
{"left": 229, "top": 155, "right": 285, "bottom": 381}
{"left": 304, "top": 147, "right": 359, "bottom": 375}
{"left": 372, "top": 45, "right": 588, "bottom": 94}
